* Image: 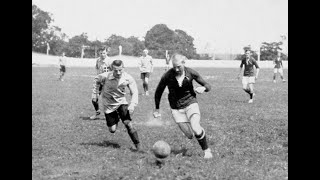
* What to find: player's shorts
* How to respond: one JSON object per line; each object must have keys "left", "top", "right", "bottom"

{"left": 242, "top": 76, "right": 255, "bottom": 85}
{"left": 60, "top": 65, "right": 66, "bottom": 73}
{"left": 171, "top": 103, "right": 200, "bottom": 123}
{"left": 104, "top": 104, "right": 131, "bottom": 127}
{"left": 140, "top": 72, "right": 150, "bottom": 79}
{"left": 273, "top": 68, "right": 283, "bottom": 74}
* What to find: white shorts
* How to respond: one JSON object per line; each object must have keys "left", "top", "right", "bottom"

{"left": 171, "top": 103, "right": 200, "bottom": 123}
{"left": 242, "top": 76, "right": 255, "bottom": 85}
{"left": 274, "top": 68, "right": 283, "bottom": 74}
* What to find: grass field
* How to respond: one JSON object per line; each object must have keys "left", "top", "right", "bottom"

{"left": 32, "top": 66, "right": 288, "bottom": 180}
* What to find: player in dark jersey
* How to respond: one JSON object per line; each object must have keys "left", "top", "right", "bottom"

{"left": 153, "top": 53, "right": 213, "bottom": 159}
{"left": 237, "top": 50, "right": 260, "bottom": 103}
{"left": 273, "top": 51, "right": 286, "bottom": 83}
{"left": 58, "top": 52, "right": 66, "bottom": 81}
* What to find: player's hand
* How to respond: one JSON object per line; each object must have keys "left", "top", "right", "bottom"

{"left": 128, "top": 104, "right": 135, "bottom": 114}
{"left": 195, "top": 86, "right": 206, "bottom": 94}
{"left": 153, "top": 109, "right": 161, "bottom": 118}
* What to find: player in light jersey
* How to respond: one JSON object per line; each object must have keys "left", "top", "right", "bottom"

{"left": 91, "top": 60, "right": 141, "bottom": 151}
{"left": 139, "top": 49, "right": 153, "bottom": 96}
{"left": 153, "top": 53, "right": 213, "bottom": 159}
{"left": 237, "top": 50, "right": 260, "bottom": 103}
{"left": 58, "top": 52, "right": 67, "bottom": 81}
{"left": 90, "top": 47, "right": 112, "bottom": 120}
{"left": 273, "top": 51, "right": 286, "bottom": 83}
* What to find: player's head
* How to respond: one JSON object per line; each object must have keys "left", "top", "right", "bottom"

{"left": 245, "top": 49, "right": 252, "bottom": 58}
{"left": 111, "top": 60, "right": 124, "bottom": 78}
{"left": 143, "top": 49, "right": 148, "bottom": 56}
{"left": 171, "top": 53, "right": 186, "bottom": 75}
{"left": 62, "top": 52, "right": 65, "bottom": 56}
{"left": 99, "top": 47, "right": 108, "bottom": 59}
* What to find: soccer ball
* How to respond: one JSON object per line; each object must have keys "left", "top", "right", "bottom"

{"left": 152, "top": 140, "right": 171, "bottom": 159}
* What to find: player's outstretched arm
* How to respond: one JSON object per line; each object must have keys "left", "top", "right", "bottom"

{"left": 193, "top": 70, "right": 211, "bottom": 93}
{"left": 92, "top": 75, "right": 102, "bottom": 102}
{"left": 127, "top": 75, "right": 139, "bottom": 113}
{"left": 154, "top": 74, "right": 167, "bottom": 116}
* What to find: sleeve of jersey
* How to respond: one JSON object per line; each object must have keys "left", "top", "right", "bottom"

{"left": 92, "top": 75, "right": 102, "bottom": 98}
{"left": 127, "top": 76, "right": 139, "bottom": 106}
{"left": 240, "top": 60, "right": 244, "bottom": 68}
{"left": 254, "top": 60, "right": 260, "bottom": 68}
{"left": 154, "top": 74, "right": 167, "bottom": 109}
{"left": 192, "top": 70, "right": 211, "bottom": 92}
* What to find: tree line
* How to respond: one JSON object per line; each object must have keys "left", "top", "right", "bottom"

{"left": 32, "top": 4, "right": 287, "bottom": 60}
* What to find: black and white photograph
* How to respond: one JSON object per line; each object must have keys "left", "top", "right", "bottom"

{"left": 32, "top": 0, "right": 288, "bottom": 179}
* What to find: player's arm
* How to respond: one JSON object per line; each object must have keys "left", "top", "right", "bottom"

{"left": 150, "top": 57, "right": 154, "bottom": 73}
{"left": 92, "top": 74, "right": 103, "bottom": 101}
{"left": 95, "top": 59, "right": 100, "bottom": 75}
{"left": 254, "top": 60, "right": 260, "bottom": 79}
{"left": 127, "top": 76, "right": 139, "bottom": 112}
{"left": 154, "top": 73, "right": 167, "bottom": 116}
{"left": 238, "top": 60, "right": 244, "bottom": 79}
{"left": 192, "top": 70, "right": 211, "bottom": 93}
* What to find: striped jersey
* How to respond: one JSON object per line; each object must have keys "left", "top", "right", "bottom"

{"left": 92, "top": 71, "right": 138, "bottom": 114}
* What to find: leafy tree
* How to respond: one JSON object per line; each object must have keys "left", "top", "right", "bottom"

{"left": 32, "top": 4, "right": 53, "bottom": 52}
{"left": 67, "top": 33, "right": 91, "bottom": 57}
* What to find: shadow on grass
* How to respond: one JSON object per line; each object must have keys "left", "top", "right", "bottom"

{"left": 79, "top": 116, "right": 105, "bottom": 121}
{"left": 81, "top": 140, "right": 120, "bottom": 148}
{"left": 170, "top": 147, "right": 191, "bottom": 157}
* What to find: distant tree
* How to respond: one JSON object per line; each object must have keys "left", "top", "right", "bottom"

{"left": 32, "top": 4, "right": 53, "bottom": 52}
{"left": 67, "top": 33, "right": 91, "bottom": 57}
{"left": 144, "top": 24, "right": 200, "bottom": 59}
{"left": 260, "top": 42, "right": 287, "bottom": 60}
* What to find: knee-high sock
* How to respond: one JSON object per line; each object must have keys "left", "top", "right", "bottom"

{"left": 92, "top": 100, "right": 99, "bottom": 111}
{"left": 195, "top": 129, "right": 209, "bottom": 150}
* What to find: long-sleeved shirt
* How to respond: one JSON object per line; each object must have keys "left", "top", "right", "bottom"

{"left": 95, "top": 57, "right": 111, "bottom": 75}
{"left": 240, "top": 57, "right": 259, "bottom": 77}
{"left": 154, "top": 67, "right": 211, "bottom": 110}
{"left": 139, "top": 55, "right": 153, "bottom": 73}
{"left": 92, "top": 71, "right": 138, "bottom": 114}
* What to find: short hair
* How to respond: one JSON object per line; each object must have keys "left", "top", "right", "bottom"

{"left": 171, "top": 53, "right": 187, "bottom": 63}
{"left": 111, "top": 60, "right": 124, "bottom": 67}
{"left": 143, "top": 49, "right": 148, "bottom": 53}
{"left": 99, "top": 47, "right": 108, "bottom": 52}
{"left": 245, "top": 49, "right": 252, "bottom": 53}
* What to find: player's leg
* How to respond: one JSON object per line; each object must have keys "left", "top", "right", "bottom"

{"left": 171, "top": 108, "right": 194, "bottom": 139}
{"left": 279, "top": 68, "right": 286, "bottom": 82}
{"left": 186, "top": 103, "right": 212, "bottom": 158}
{"left": 242, "top": 76, "right": 250, "bottom": 95}
{"left": 145, "top": 73, "right": 150, "bottom": 95}
{"left": 141, "top": 73, "right": 146, "bottom": 94}
{"left": 90, "top": 89, "right": 101, "bottom": 120}
{"left": 248, "top": 77, "right": 255, "bottom": 103}
{"left": 273, "top": 68, "right": 277, "bottom": 83}
{"left": 104, "top": 110, "right": 120, "bottom": 133}
{"left": 118, "top": 104, "right": 140, "bottom": 150}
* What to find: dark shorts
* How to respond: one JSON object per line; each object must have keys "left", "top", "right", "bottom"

{"left": 104, "top": 104, "right": 131, "bottom": 127}
{"left": 140, "top": 72, "right": 150, "bottom": 79}
{"left": 60, "top": 65, "right": 66, "bottom": 72}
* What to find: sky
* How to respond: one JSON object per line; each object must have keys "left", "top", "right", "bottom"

{"left": 32, "top": 0, "right": 288, "bottom": 54}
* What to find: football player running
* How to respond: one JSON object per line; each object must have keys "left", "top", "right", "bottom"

{"left": 237, "top": 49, "right": 260, "bottom": 103}
{"left": 153, "top": 53, "right": 213, "bottom": 159}
{"left": 91, "top": 60, "right": 141, "bottom": 151}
